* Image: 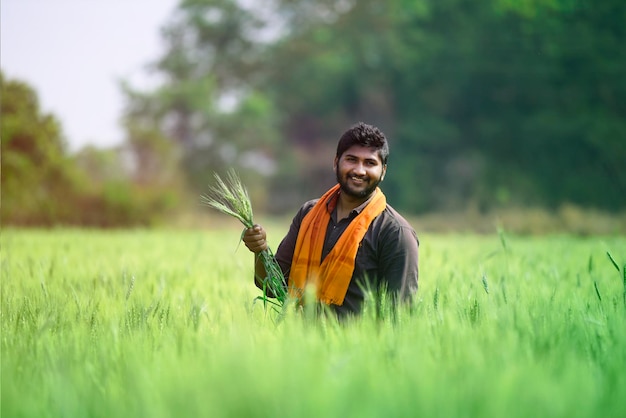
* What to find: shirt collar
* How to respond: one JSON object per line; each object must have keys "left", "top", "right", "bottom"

{"left": 326, "top": 188, "right": 376, "bottom": 216}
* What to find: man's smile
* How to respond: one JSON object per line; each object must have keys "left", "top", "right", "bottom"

{"left": 349, "top": 176, "right": 366, "bottom": 184}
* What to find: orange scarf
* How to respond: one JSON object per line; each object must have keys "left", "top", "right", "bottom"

{"left": 289, "top": 184, "right": 387, "bottom": 305}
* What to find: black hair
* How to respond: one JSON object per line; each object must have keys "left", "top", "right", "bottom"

{"left": 335, "top": 122, "right": 389, "bottom": 165}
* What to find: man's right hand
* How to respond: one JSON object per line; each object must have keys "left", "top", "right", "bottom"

{"left": 242, "top": 224, "right": 269, "bottom": 254}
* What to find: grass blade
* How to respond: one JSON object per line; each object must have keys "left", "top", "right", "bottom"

{"left": 201, "top": 170, "right": 288, "bottom": 308}
{"left": 606, "top": 252, "right": 619, "bottom": 273}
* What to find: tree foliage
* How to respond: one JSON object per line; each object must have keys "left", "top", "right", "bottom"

{"left": 1, "top": 72, "right": 79, "bottom": 224}
{"left": 3, "top": 0, "right": 623, "bottom": 228}
{"left": 261, "top": 0, "right": 626, "bottom": 212}
{"left": 124, "top": 0, "right": 626, "bottom": 214}
{"left": 1, "top": 72, "right": 183, "bottom": 227}
{"left": 122, "top": 0, "right": 281, "bottom": 204}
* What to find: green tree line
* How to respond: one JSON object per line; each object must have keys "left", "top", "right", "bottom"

{"left": 125, "top": 0, "right": 625, "bottom": 214}
{"left": 2, "top": 0, "right": 625, "bottom": 227}
{"left": 1, "top": 72, "right": 182, "bottom": 226}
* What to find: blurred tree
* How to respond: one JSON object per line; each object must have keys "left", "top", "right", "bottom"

{"left": 122, "top": 0, "right": 282, "bottom": 207}
{"left": 449, "top": 0, "right": 626, "bottom": 211}
{"left": 1, "top": 71, "right": 184, "bottom": 227}
{"left": 264, "top": 0, "right": 467, "bottom": 210}
{"left": 0, "top": 71, "right": 82, "bottom": 224}
{"left": 263, "top": 0, "right": 626, "bottom": 212}
{"left": 124, "top": 0, "right": 625, "bottom": 215}
{"left": 74, "top": 145, "right": 128, "bottom": 185}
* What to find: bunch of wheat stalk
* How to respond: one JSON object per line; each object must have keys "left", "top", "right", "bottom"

{"left": 201, "top": 170, "right": 287, "bottom": 309}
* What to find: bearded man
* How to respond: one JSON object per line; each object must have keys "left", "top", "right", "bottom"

{"left": 243, "top": 122, "right": 419, "bottom": 317}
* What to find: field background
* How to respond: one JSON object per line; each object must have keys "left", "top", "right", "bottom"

{"left": 4, "top": 2, "right": 626, "bottom": 417}
{"left": 2, "top": 225, "right": 625, "bottom": 418}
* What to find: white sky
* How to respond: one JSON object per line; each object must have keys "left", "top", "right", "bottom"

{"left": 1, "top": 0, "right": 180, "bottom": 151}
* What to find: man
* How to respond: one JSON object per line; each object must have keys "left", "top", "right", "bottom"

{"left": 243, "top": 122, "right": 419, "bottom": 317}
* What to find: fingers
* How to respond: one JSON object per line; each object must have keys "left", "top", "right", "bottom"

{"left": 242, "top": 224, "right": 268, "bottom": 254}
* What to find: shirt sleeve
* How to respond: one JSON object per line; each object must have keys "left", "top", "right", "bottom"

{"left": 378, "top": 224, "right": 419, "bottom": 302}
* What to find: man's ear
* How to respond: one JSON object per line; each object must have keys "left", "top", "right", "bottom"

{"left": 381, "top": 164, "right": 387, "bottom": 181}
{"left": 333, "top": 156, "right": 338, "bottom": 172}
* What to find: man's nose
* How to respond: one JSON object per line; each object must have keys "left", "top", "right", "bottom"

{"left": 353, "top": 162, "right": 366, "bottom": 175}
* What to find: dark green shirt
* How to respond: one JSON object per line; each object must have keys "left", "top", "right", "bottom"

{"left": 275, "top": 193, "right": 419, "bottom": 317}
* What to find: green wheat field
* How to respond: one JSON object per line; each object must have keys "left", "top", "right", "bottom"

{"left": 2, "top": 226, "right": 625, "bottom": 418}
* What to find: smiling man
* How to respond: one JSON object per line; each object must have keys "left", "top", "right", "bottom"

{"left": 243, "top": 122, "right": 419, "bottom": 318}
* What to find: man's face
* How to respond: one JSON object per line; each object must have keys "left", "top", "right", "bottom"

{"left": 334, "top": 145, "right": 387, "bottom": 199}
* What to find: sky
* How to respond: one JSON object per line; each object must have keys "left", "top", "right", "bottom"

{"left": 1, "top": 0, "right": 180, "bottom": 151}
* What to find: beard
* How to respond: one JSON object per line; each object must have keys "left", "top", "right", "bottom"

{"left": 336, "top": 171, "right": 383, "bottom": 199}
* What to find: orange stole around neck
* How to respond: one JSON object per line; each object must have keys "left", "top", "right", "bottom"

{"left": 288, "top": 184, "right": 387, "bottom": 305}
